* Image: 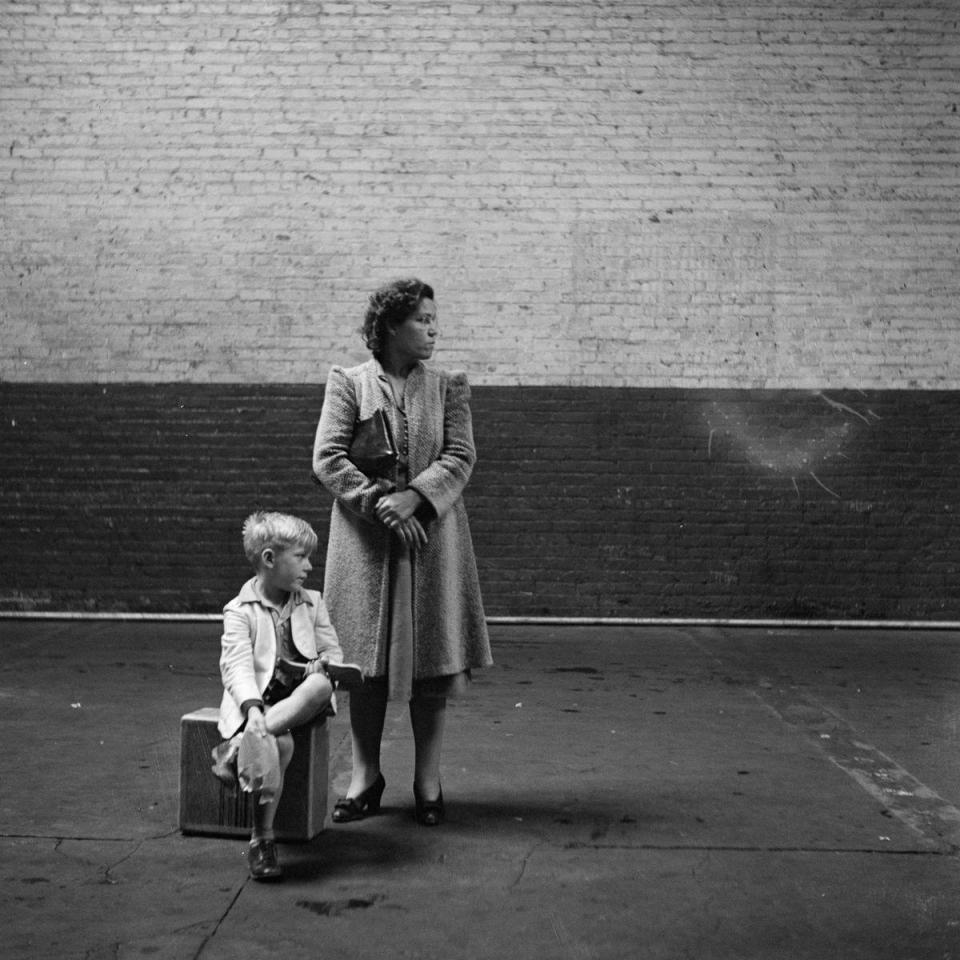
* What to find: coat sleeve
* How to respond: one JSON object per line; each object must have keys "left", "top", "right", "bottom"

{"left": 313, "top": 365, "right": 395, "bottom": 520}
{"left": 408, "top": 371, "right": 476, "bottom": 519}
{"left": 219, "top": 603, "right": 262, "bottom": 709}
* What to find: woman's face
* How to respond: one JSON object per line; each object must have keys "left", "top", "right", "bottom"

{"left": 389, "top": 298, "right": 438, "bottom": 362}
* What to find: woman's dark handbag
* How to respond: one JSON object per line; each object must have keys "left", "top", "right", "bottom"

{"left": 349, "top": 408, "right": 398, "bottom": 478}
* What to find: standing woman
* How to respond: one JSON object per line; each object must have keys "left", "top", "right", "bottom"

{"left": 313, "top": 278, "right": 493, "bottom": 826}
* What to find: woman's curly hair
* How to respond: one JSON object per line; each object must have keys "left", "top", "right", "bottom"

{"left": 361, "top": 278, "right": 435, "bottom": 356}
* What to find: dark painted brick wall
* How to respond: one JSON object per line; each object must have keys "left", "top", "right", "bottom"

{"left": 2, "top": 383, "right": 959, "bottom": 619}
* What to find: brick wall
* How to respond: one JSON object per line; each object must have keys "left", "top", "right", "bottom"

{"left": 3, "top": 383, "right": 958, "bottom": 619}
{"left": 2, "top": 0, "right": 958, "bottom": 388}
{"left": 3, "top": 2, "right": 959, "bottom": 618}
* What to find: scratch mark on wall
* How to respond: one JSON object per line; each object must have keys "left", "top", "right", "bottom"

{"left": 814, "top": 390, "right": 879, "bottom": 425}
{"left": 703, "top": 391, "right": 874, "bottom": 500}
{"left": 808, "top": 471, "right": 840, "bottom": 499}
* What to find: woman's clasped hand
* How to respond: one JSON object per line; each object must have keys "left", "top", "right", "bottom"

{"left": 374, "top": 489, "right": 429, "bottom": 547}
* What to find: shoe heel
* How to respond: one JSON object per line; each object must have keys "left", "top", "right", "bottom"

{"left": 414, "top": 784, "right": 445, "bottom": 826}
{"left": 331, "top": 772, "right": 386, "bottom": 823}
{"left": 366, "top": 772, "right": 386, "bottom": 812}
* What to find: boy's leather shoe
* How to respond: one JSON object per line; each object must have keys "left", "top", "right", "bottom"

{"left": 248, "top": 839, "right": 283, "bottom": 881}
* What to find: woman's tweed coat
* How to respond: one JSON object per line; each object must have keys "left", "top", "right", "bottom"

{"left": 312, "top": 359, "right": 492, "bottom": 682}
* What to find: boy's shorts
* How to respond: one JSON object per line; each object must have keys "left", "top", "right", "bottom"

{"left": 262, "top": 658, "right": 306, "bottom": 705}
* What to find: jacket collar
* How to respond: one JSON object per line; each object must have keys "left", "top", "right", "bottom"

{"left": 237, "top": 576, "right": 313, "bottom": 612}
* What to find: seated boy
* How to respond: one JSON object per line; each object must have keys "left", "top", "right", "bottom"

{"left": 212, "top": 511, "right": 359, "bottom": 881}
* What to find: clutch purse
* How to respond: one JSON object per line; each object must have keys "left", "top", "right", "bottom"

{"left": 348, "top": 408, "right": 398, "bottom": 478}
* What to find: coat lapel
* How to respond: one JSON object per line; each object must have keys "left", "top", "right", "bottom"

{"left": 403, "top": 363, "right": 425, "bottom": 466}
{"left": 371, "top": 358, "right": 394, "bottom": 408}
{"left": 290, "top": 594, "right": 318, "bottom": 659}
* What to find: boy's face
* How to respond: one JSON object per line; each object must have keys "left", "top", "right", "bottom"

{"left": 263, "top": 542, "right": 313, "bottom": 594}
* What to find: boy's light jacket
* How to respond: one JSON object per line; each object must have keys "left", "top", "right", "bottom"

{"left": 313, "top": 359, "right": 492, "bottom": 685}
{"left": 218, "top": 578, "right": 343, "bottom": 737}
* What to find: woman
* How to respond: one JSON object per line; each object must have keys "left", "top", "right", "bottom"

{"left": 312, "top": 278, "right": 493, "bottom": 826}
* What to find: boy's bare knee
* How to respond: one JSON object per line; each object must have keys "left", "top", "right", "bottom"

{"left": 303, "top": 672, "right": 334, "bottom": 704}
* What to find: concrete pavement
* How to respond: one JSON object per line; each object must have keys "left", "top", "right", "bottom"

{"left": 2, "top": 620, "right": 959, "bottom": 959}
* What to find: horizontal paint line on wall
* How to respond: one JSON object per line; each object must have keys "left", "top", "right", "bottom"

{"left": 1, "top": 611, "right": 958, "bottom": 631}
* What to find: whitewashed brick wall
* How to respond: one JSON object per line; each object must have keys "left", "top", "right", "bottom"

{"left": 2, "top": 0, "right": 958, "bottom": 387}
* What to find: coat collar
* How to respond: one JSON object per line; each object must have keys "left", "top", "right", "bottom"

{"left": 372, "top": 357, "right": 425, "bottom": 402}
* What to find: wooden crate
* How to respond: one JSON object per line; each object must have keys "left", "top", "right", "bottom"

{"left": 179, "top": 707, "right": 329, "bottom": 841}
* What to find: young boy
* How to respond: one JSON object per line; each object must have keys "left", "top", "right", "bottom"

{"left": 213, "top": 511, "right": 359, "bottom": 881}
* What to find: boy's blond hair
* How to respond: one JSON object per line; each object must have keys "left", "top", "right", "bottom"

{"left": 241, "top": 511, "right": 318, "bottom": 568}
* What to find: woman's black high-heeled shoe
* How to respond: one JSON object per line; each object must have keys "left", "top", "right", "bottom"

{"left": 413, "top": 784, "right": 445, "bottom": 826}
{"left": 332, "top": 772, "right": 386, "bottom": 823}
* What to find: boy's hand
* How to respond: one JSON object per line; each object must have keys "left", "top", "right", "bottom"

{"left": 305, "top": 658, "right": 326, "bottom": 677}
{"left": 246, "top": 706, "right": 267, "bottom": 737}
